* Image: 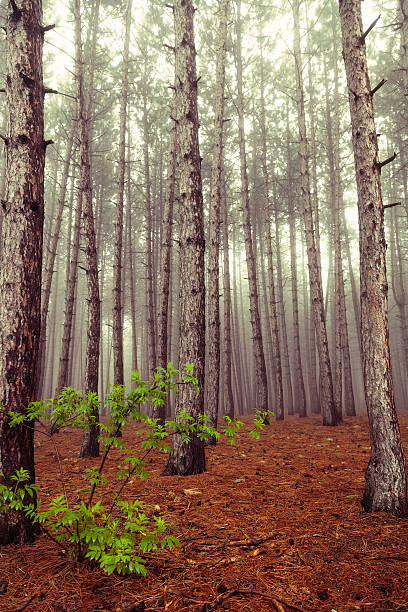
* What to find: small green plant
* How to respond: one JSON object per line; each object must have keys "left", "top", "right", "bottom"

{"left": 1, "top": 363, "right": 272, "bottom": 576}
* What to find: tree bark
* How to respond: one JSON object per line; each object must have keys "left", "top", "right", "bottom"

{"left": 221, "top": 167, "right": 234, "bottom": 420}
{"left": 273, "top": 192, "right": 293, "bottom": 415}
{"left": 143, "top": 92, "right": 157, "bottom": 376}
{"left": 37, "top": 117, "right": 75, "bottom": 399}
{"left": 163, "top": 0, "right": 206, "bottom": 476}
{"left": 206, "top": 0, "right": 229, "bottom": 439}
{"left": 235, "top": 0, "right": 269, "bottom": 418}
{"left": 113, "top": 0, "right": 132, "bottom": 387}
{"left": 259, "top": 45, "right": 283, "bottom": 421}
{"left": 339, "top": 0, "right": 407, "bottom": 515}
{"left": 155, "top": 99, "right": 176, "bottom": 426}
{"left": 293, "top": 0, "right": 337, "bottom": 425}
{"left": 0, "top": 0, "right": 45, "bottom": 545}
{"left": 74, "top": 0, "right": 100, "bottom": 458}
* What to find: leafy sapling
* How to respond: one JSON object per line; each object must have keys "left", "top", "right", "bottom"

{"left": 0, "top": 363, "right": 271, "bottom": 576}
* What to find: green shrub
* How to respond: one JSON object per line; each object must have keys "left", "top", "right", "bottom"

{"left": 1, "top": 363, "right": 271, "bottom": 576}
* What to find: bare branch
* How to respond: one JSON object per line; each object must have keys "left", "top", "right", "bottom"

{"left": 361, "top": 14, "right": 381, "bottom": 42}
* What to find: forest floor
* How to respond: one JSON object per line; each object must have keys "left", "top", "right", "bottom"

{"left": 1, "top": 414, "right": 408, "bottom": 612}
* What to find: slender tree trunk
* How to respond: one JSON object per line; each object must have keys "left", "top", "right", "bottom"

{"left": 221, "top": 167, "right": 234, "bottom": 419}
{"left": 74, "top": 0, "right": 100, "bottom": 458}
{"left": 331, "top": 10, "right": 356, "bottom": 417}
{"left": 288, "top": 199, "right": 306, "bottom": 416}
{"left": 259, "top": 45, "right": 283, "bottom": 420}
{"left": 339, "top": 0, "right": 407, "bottom": 515}
{"left": 235, "top": 0, "right": 269, "bottom": 418}
{"left": 293, "top": 0, "right": 337, "bottom": 425}
{"left": 55, "top": 190, "right": 83, "bottom": 396}
{"left": 143, "top": 93, "right": 157, "bottom": 375}
{"left": 37, "top": 118, "right": 75, "bottom": 399}
{"left": 113, "top": 0, "right": 132, "bottom": 387}
{"left": 163, "top": 0, "right": 206, "bottom": 475}
{"left": 155, "top": 101, "right": 176, "bottom": 425}
{"left": 206, "top": 0, "right": 229, "bottom": 438}
{"left": 0, "top": 0, "right": 45, "bottom": 544}
{"left": 274, "top": 193, "right": 293, "bottom": 415}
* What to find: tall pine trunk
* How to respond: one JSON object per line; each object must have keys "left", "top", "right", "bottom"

{"left": 113, "top": 0, "right": 132, "bottom": 387}
{"left": 74, "top": 0, "right": 101, "bottom": 458}
{"left": 163, "top": 0, "right": 206, "bottom": 476}
{"left": 293, "top": 0, "right": 337, "bottom": 425}
{"left": 339, "top": 0, "right": 407, "bottom": 515}
{"left": 206, "top": 0, "right": 229, "bottom": 439}
{"left": 235, "top": 0, "right": 269, "bottom": 418}
{"left": 0, "top": 0, "right": 45, "bottom": 544}
{"left": 155, "top": 101, "right": 176, "bottom": 426}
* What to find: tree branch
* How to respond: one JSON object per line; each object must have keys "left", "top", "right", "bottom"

{"left": 384, "top": 202, "right": 401, "bottom": 210}
{"left": 370, "top": 78, "right": 386, "bottom": 96}
{"left": 360, "top": 14, "right": 381, "bottom": 42}
{"left": 377, "top": 151, "right": 397, "bottom": 169}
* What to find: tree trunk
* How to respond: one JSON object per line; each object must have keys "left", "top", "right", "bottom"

{"left": 274, "top": 193, "right": 293, "bottom": 415}
{"left": 163, "top": 0, "right": 206, "bottom": 476}
{"left": 339, "top": 0, "right": 407, "bottom": 515}
{"left": 155, "top": 99, "right": 176, "bottom": 425}
{"left": 0, "top": 0, "right": 45, "bottom": 545}
{"left": 143, "top": 93, "right": 157, "bottom": 375}
{"left": 293, "top": 0, "right": 337, "bottom": 425}
{"left": 113, "top": 0, "right": 132, "bottom": 388}
{"left": 235, "top": 0, "right": 269, "bottom": 418}
{"left": 221, "top": 167, "right": 234, "bottom": 420}
{"left": 74, "top": 0, "right": 100, "bottom": 458}
{"left": 206, "top": 0, "right": 229, "bottom": 439}
{"left": 331, "top": 9, "right": 356, "bottom": 417}
{"left": 259, "top": 45, "right": 283, "bottom": 421}
{"left": 55, "top": 190, "right": 82, "bottom": 396}
{"left": 37, "top": 117, "right": 75, "bottom": 399}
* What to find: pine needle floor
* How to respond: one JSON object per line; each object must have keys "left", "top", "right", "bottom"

{"left": 1, "top": 415, "right": 408, "bottom": 612}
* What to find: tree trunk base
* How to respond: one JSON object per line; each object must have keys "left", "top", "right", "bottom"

{"left": 0, "top": 511, "right": 39, "bottom": 546}
{"left": 79, "top": 426, "right": 100, "bottom": 458}
{"left": 162, "top": 437, "right": 206, "bottom": 476}
{"left": 362, "top": 458, "right": 408, "bottom": 517}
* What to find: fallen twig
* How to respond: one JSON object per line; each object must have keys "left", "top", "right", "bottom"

{"left": 210, "top": 588, "right": 307, "bottom": 611}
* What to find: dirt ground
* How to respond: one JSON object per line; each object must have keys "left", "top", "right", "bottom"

{"left": 1, "top": 414, "right": 408, "bottom": 612}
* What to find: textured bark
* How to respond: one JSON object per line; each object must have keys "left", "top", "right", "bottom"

{"left": 235, "top": 0, "right": 269, "bottom": 418}
{"left": 206, "top": 0, "right": 229, "bottom": 439}
{"left": 143, "top": 93, "right": 157, "bottom": 376}
{"left": 331, "top": 15, "right": 356, "bottom": 417}
{"left": 306, "top": 65, "right": 321, "bottom": 415}
{"left": 74, "top": 0, "right": 100, "bottom": 458}
{"left": 163, "top": 0, "right": 206, "bottom": 476}
{"left": 259, "top": 46, "right": 283, "bottom": 421}
{"left": 293, "top": 0, "right": 337, "bottom": 425}
{"left": 0, "top": 0, "right": 45, "bottom": 545}
{"left": 273, "top": 195, "right": 293, "bottom": 415}
{"left": 339, "top": 0, "right": 407, "bottom": 515}
{"left": 288, "top": 200, "right": 306, "bottom": 416}
{"left": 55, "top": 191, "right": 82, "bottom": 397}
{"left": 155, "top": 102, "right": 176, "bottom": 426}
{"left": 221, "top": 169, "right": 234, "bottom": 420}
{"left": 37, "top": 119, "right": 75, "bottom": 399}
{"left": 112, "top": 0, "right": 132, "bottom": 387}
{"left": 127, "top": 125, "right": 138, "bottom": 374}
{"left": 324, "top": 58, "right": 343, "bottom": 422}
{"left": 286, "top": 116, "right": 306, "bottom": 417}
